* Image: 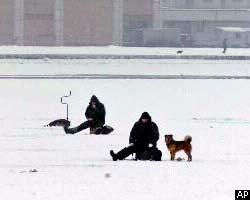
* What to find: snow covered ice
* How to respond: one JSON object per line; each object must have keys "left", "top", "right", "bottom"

{"left": 0, "top": 55, "right": 250, "bottom": 200}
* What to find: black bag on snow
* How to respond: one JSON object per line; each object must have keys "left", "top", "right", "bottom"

{"left": 136, "top": 147, "right": 162, "bottom": 161}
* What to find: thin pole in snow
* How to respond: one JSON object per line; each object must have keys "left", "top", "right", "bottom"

{"left": 61, "top": 91, "right": 71, "bottom": 120}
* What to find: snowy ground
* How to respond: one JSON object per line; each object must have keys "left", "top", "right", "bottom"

{"left": 0, "top": 45, "right": 250, "bottom": 56}
{"left": 0, "top": 58, "right": 250, "bottom": 200}
{"left": 1, "top": 59, "right": 250, "bottom": 77}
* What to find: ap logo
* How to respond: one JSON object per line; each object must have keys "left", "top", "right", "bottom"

{"left": 235, "top": 190, "right": 250, "bottom": 199}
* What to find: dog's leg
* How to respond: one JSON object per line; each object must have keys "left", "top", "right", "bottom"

{"left": 170, "top": 152, "right": 175, "bottom": 160}
{"left": 185, "top": 150, "right": 192, "bottom": 161}
{"left": 170, "top": 152, "right": 173, "bottom": 160}
{"left": 188, "top": 153, "right": 192, "bottom": 161}
{"left": 172, "top": 152, "right": 176, "bottom": 160}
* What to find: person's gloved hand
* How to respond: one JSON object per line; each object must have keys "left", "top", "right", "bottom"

{"left": 148, "top": 143, "right": 153, "bottom": 148}
{"left": 129, "top": 143, "right": 134, "bottom": 147}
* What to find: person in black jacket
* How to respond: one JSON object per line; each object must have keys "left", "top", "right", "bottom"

{"left": 110, "top": 112, "right": 162, "bottom": 161}
{"left": 64, "top": 95, "right": 106, "bottom": 134}
{"left": 223, "top": 38, "right": 227, "bottom": 53}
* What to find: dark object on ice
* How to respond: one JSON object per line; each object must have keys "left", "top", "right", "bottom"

{"left": 64, "top": 95, "right": 114, "bottom": 135}
{"left": 222, "top": 38, "right": 227, "bottom": 54}
{"left": 105, "top": 173, "right": 111, "bottom": 178}
{"left": 136, "top": 147, "right": 162, "bottom": 161}
{"left": 165, "top": 134, "right": 192, "bottom": 161}
{"left": 29, "top": 169, "right": 38, "bottom": 173}
{"left": 176, "top": 157, "right": 184, "bottom": 161}
{"left": 110, "top": 112, "right": 161, "bottom": 161}
{"left": 47, "top": 119, "right": 71, "bottom": 128}
{"left": 177, "top": 50, "right": 183, "bottom": 54}
{"left": 93, "top": 125, "right": 114, "bottom": 135}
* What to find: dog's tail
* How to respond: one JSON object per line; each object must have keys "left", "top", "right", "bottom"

{"left": 184, "top": 135, "right": 192, "bottom": 143}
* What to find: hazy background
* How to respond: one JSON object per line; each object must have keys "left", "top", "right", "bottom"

{"left": 0, "top": 0, "right": 250, "bottom": 48}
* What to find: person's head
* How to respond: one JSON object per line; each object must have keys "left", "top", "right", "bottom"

{"left": 90, "top": 95, "right": 99, "bottom": 106}
{"left": 140, "top": 112, "right": 151, "bottom": 123}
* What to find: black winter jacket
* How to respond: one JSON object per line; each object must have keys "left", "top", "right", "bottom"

{"left": 85, "top": 95, "right": 105, "bottom": 126}
{"left": 129, "top": 113, "right": 159, "bottom": 150}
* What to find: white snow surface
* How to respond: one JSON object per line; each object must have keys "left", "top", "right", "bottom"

{"left": 1, "top": 59, "right": 250, "bottom": 77}
{"left": 0, "top": 53, "right": 250, "bottom": 200}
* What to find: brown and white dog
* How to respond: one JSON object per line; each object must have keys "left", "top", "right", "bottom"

{"left": 164, "top": 134, "right": 192, "bottom": 161}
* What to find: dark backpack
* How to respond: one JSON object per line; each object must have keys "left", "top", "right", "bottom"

{"left": 136, "top": 147, "right": 162, "bottom": 161}
{"left": 93, "top": 125, "right": 114, "bottom": 135}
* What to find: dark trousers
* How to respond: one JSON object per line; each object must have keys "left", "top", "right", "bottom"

{"left": 64, "top": 121, "right": 93, "bottom": 134}
{"left": 114, "top": 145, "right": 138, "bottom": 160}
{"left": 115, "top": 145, "right": 162, "bottom": 161}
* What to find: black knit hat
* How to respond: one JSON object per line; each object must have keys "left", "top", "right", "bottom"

{"left": 90, "top": 95, "right": 99, "bottom": 103}
{"left": 141, "top": 112, "right": 151, "bottom": 120}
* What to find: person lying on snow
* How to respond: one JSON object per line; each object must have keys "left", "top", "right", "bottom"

{"left": 64, "top": 95, "right": 113, "bottom": 135}
{"left": 110, "top": 112, "right": 162, "bottom": 161}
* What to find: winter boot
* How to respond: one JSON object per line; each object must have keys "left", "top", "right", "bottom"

{"left": 110, "top": 146, "right": 135, "bottom": 161}
{"left": 110, "top": 150, "right": 118, "bottom": 161}
{"left": 102, "top": 125, "right": 114, "bottom": 134}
